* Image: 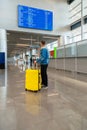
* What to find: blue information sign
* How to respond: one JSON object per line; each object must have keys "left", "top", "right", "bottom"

{"left": 0, "top": 53, "right": 5, "bottom": 64}
{"left": 18, "top": 5, "right": 53, "bottom": 31}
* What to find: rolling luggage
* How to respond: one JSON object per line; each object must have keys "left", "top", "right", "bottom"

{"left": 25, "top": 69, "right": 41, "bottom": 92}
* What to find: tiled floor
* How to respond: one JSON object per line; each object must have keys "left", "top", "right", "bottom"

{"left": 0, "top": 65, "right": 87, "bottom": 130}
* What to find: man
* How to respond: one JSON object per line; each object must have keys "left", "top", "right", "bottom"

{"left": 30, "top": 56, "right": 32, "bottom": 67}
{"left": 36, "top": 41, "right": 49, "bottom": 89}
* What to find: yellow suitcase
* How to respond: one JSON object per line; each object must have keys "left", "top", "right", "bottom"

{"left": 25, "top": 69, "right": 41, "bottom": 92}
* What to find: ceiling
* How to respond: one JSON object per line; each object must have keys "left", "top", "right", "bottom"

{"left": 7, "top": 30, "right": 59, "bottom": 57}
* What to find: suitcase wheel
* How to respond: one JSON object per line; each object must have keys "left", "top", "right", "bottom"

{"left": 34, "top": 91, "right": 38, "bottom": 93}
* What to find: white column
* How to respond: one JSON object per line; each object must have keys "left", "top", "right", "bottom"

{"left": 0, "top": 29, "right": 7, "bottom": 69}
{"left": 81, "top": 0, "right": 84, "bottom": 40}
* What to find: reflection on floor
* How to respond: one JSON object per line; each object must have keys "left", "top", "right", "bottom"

{"left": 0, "top": 65, "right": 87, "bottom": 130}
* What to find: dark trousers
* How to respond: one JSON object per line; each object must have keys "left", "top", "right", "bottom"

{"left": 41, "top": 64, "right": 48, "bottom": 86}
{"left": 0, "top": 64, "right": 5, "bottom": 69}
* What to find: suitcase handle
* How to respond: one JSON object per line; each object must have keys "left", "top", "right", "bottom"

{"left": 30, "top": 64, "right": 40, "bottom": 70}
{"left": 38, "top": 71, "right": 41, "bottom": 89}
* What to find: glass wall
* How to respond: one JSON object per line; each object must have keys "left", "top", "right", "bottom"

{"left": 69, "top": 0, "right": 81, "bottom": 43}
{"left": 83, "top": 0, "right": 87, "bottom": 40}
{"left": 67, "top": 0, "right": 87, "bottom": 44}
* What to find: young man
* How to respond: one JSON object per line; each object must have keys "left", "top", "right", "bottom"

{"left": 36, "top": 41, "right": 49, "bottom": 89}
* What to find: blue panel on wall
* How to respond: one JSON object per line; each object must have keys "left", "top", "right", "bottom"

{"left": 18, "top": 5, "right": 53, "bottom": 31}
{"left": 0, "top": 52, "right": 5, "bottom": 64}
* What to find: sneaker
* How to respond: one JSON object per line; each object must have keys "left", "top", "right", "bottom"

{"left": 41, "top": 84, "right": 45, "bottom": 88}
{"left": 42, "top": 86, "right": 48, "bottom": 89}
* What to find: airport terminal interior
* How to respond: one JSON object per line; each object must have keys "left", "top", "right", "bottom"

{"left": 0, "top": 0, "right": 87, "bottom": 130}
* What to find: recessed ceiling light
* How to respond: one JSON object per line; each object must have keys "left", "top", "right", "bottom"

{"left": 43, "top": 36, "right": 58, "bottom": 39}
{"left": 20, "top": 38, "right": 36, "bottom": 41}
{"left": 16, "top": 44, "right": 30, "bottom": 47}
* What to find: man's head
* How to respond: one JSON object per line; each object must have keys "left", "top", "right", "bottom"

{"left": 40, "top": 41, "right": 46, "bottom": 48}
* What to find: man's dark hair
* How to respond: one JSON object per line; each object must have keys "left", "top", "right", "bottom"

{"left": 41, "top": 40, "right": 46, "bottom": 45}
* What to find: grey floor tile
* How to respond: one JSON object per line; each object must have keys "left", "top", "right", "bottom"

{"left": 0, "top": 65, "right": 87, "bottom": 130}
